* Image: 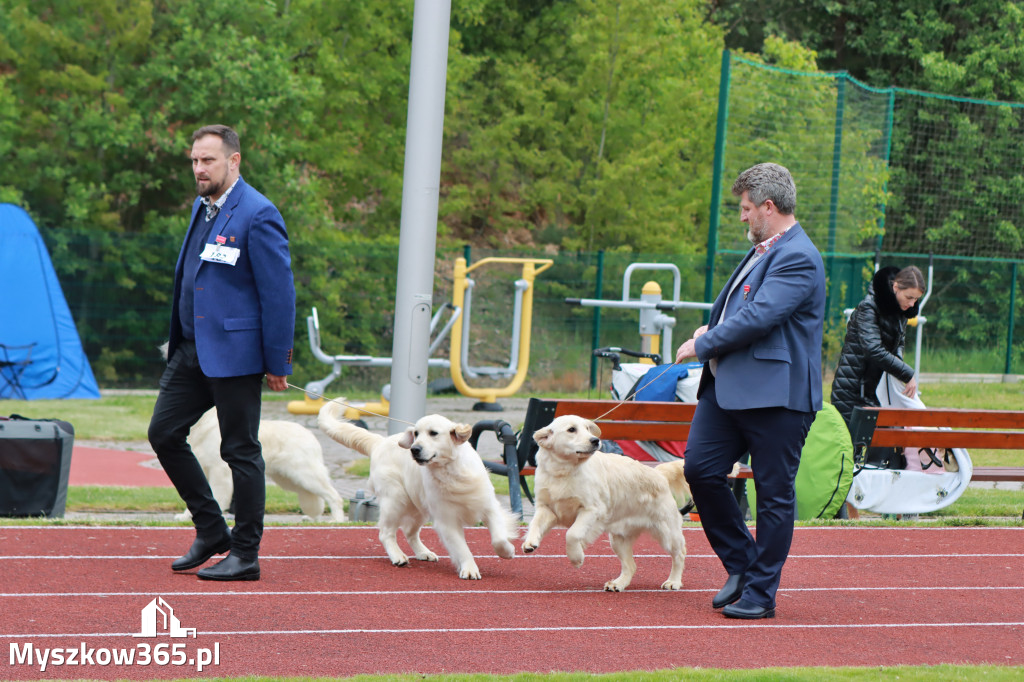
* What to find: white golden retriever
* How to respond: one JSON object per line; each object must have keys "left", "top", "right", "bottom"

{"left": 317, "top": 400, "right": 518, "bottom": 579}
{"left": 522, "top": 414, "right": 691, "bottom": 592}
{"left": 175, "top": 407, "right": 346, "bottom": 522}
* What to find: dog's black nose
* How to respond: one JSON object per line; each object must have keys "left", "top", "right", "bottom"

{"left": 590, "top": 437, "right": 600, "bottom": 447}
{"left": 410, "top": 445, "right": 421, "bottom": 456}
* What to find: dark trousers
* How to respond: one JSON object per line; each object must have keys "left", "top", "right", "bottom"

{"left": 683, "top": 379, "right": 815, "bottom": 609}
{"left": 148, "top": 341, "right": 266, "bottom": 559}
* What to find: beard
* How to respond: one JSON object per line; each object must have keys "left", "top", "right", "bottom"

{"left": 196, "top": 177, "right": 225, "bottom": 198}
{"left": 747, "top": 214, "right": 770, "bottom": 244}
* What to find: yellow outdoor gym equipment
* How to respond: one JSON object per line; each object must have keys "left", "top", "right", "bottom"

{"left": 448, "top": 256, "right": 553, "bottom": 410}
{"left": 288, "top": 256, "right": 553, "bottom": 416}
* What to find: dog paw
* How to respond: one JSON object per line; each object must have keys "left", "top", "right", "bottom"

{"left": 604, "top": 580, "right": 626, "bottom": 592}
{"left": 390, "top": 555, "right": 410, "bottom": 567}
{"left": 494, "top": 541, "right": 515, "bottom": 559}
{"left": 522, "top": 541, "right": 537, "bottom": 553}
{"left": 660, "top": 579, "right": 682, "bottom": 590}
{"left": 458, "top": 565, "right": 482, "bottom": 580}
{"left": 415, "top": 550, "right": 439, "bottom": 562}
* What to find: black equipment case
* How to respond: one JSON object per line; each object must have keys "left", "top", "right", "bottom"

{"left": 0, "top": 416, "right": 75, "bottom": 517}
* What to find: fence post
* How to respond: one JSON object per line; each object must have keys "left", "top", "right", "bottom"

{"left": 1006, "top": 262, "right": 1018, "bottom": 376}
{"left": 589, "top": 250, "right": 605, "bottom": 389}
{"left": 704, "top": 48, "right": 731, "bottom": 325}
{"left": 825, "top": 74, "right": 847, "bottom": 324}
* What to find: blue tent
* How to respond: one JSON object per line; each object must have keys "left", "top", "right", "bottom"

{"left": 0, "top": 204, "right": 100, "bottom": 399}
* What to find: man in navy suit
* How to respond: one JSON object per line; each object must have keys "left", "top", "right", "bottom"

{"left": 149, "top": 125, "right": 296, "bottom": 581}
{"left": 676, "top": 163, "right": 825, "bottom": 619}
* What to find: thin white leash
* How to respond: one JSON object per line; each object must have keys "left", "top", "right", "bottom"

{"left": 286, "top": 358, "right": 689, "bottom": 428}
{"left": 591, "top": 359, "right": 688, "bottom": 422}
{"left": 283, "top": 382, "right": 416, "bottom": 428}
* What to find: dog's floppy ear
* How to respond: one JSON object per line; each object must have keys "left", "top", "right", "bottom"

{"left": 586, "top": 420, "right": 602, "bottom": 438}
{"left": 533, "top": 425, "right": 553, "bottom": 446}
{"left": 397, "top": 427, "right": 416, "bottom": 449}
{"left": 451, "top": 423, "right": 472, "bottom": 444}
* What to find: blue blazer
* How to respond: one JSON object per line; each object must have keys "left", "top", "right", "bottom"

{"left": 167, "top": 177, "right": 296, "bottom": 378}
{"left": 694, "top": 223, "right": 825, "bottom": 412}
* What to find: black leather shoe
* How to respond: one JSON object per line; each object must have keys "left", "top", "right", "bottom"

{"left": 171, "top": 532, "right": 231, "bottom": 571}
{"left": 712, "top": 573, "right": 746, "bottom": 609}
{"left": 722, "top": 598, "right": 775, "bottom": 619}
{"left": 197, "top": 554, "right": 260, "bottom": 581}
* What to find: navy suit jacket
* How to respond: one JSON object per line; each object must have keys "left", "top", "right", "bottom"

{"left": 694, "top": 222, "right": 825, "bottom": 412}
{"left": 167, "top": 177, "right": 296, "bottom": 378}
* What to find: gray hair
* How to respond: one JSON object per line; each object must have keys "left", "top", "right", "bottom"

{"left": 731, "top": 163, "right": 796, "bottom": 215}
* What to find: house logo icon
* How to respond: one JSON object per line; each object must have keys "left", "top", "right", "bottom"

{"left": 133, "top": 597, "right": 197, "bottom": 638}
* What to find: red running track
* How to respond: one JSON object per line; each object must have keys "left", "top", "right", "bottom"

{"left": 68, "top": 447, "right": 172, "bottom": 487}
{"left": 1, "top": 526, "right": 1022, "bottom": 679}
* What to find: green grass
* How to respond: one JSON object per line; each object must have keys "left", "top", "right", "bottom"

{"left": 1, "top": 393, "right": 159, "bottom": 441}
{"left": 65, "top": 485, "right": 317, "bottom": 516}
{"left": 926, "top": 487, "right": 1024, "bottom": 518}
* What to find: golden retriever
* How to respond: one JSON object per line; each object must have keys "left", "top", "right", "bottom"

{"left": 522, "top": 414, "right": 691, "bottom": 592}
{"left": 317, "top": 400, "right": 518, "bottom": 579}
{"left": 175, "top": 407, "right": 346, "bottom": 522}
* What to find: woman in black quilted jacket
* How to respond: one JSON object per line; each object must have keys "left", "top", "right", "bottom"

{"left": 830, "top": 265, "right": 926, "bottom": 427}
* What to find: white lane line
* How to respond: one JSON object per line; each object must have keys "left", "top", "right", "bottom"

{"left": 1, "top": 525, "right": 1021, "bottom": 531}
{"left": 5, "top": 621, "right": 1024, "bottom": 638}
{"left": 2, "top": 553, "right": 1023, "bottom": 560}
{"left": 2, "top": 586, "right": 1023, "bottom": 598}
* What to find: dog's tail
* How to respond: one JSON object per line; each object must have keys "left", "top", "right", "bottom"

{"left": 654, "top": 460, "right": 695, "bottom": 515}
{"left": 317, "top": 399, "right": 384, "bottom": 457}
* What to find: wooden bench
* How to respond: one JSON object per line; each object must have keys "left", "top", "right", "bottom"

{"left": 849, "top": 406, "right": 1024, "bottom": 519}
{"left": 473, "top": 398, "right": 752, "bottom": 518}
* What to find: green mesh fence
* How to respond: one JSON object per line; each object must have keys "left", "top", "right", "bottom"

{"left": 715, "top": 52, "right": 1024, "bottom": 261}
{"left": 709, "top": 51, "right": 1024, "bottom": 378}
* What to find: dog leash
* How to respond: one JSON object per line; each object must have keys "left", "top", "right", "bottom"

{"left": 283, "top": 382, "right": 416, "bottom": 427}
{"left": 590, "top": 359, "right": 691, "bottom": 422}
{"left": 286, "top": 358, "right": 690, "bottom": 427}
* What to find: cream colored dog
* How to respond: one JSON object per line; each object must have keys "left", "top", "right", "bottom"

{"left": 317, "top": 400, "right": 518, "bottom": 579}
{"left": 522, "top": 414, "right": 691, "bottom": 592}
{"left": 175, "top": 407, "right": 346, "bottom": 522}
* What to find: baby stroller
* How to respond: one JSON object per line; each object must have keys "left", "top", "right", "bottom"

{"left": 846, "top": 373, "right": 973, "bottom": 515}
{"left": 592, "top": 346, "right": 702, "bottom": 461}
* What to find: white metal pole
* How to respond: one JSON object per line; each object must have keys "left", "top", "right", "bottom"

{"left": 388, "top": 0, "right": 452, "bottom": 434}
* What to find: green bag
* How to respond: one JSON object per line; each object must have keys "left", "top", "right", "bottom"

{"left": 746, "top": 402, "right": 854, "bottom": 520}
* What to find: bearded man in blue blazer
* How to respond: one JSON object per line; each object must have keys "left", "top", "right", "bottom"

{"left": 149, "top": 124, "right": 296, "bottom": 582}
{"left": 676, "top": 163, "right": 825, "bottom": 619}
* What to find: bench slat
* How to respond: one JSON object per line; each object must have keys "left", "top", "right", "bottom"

{"left": 552, "top": 400, "right": 696, "bottom": 422}
{"left": 597, "top": 423, "right": 691, "bottom": 441}
{"left": 865, "top": 407, "right": 1024, "bottom": 430}
{"left": 970, "top": 466, "right": 1024, "bottom": 482}
{"left": 870, "top": 429, "right": 1024, "bottom": 449}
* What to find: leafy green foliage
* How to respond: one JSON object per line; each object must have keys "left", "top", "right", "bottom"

{"left": 0, "top": 0, "right": 730, "bottom": 385}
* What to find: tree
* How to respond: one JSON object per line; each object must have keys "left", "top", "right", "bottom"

{"left": 442, "top": 0, "right": 724, "bottom": 254}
